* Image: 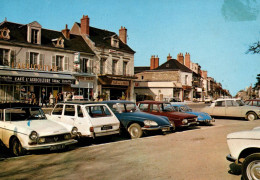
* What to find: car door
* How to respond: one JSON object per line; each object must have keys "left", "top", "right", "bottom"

{"left": 62, "top": 104, "right": 77, "bottom": 126}
{"left": 211, "top": 100, "right": 226, "bottom": 116}
{"left": 225, "top": 100, "right": 242, "bottom": 117}
{"left": 51, "top": 104, "right": 64, "bottom": 122}
{"left": 73, "top": 105, "right": 91, "bottom": 136}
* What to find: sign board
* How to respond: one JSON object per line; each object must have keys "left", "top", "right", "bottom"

{"left": 111, "top": 80, "right": 129, "bottom": 86}
{"left": 73, "top": 95, "right": 84, "bottom": 100}
{"left": 74, "top": 52, "right": 80, "bottom": 63}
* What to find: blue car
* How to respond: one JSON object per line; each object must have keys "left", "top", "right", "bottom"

{"left": 100, "top": 100, "right": 173, "bottom": 139}
{"left": 171, "top": 104, "right": 214, "bottom": 124}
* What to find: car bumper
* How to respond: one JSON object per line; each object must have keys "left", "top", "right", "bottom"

{"left": 180, "top": 121, "right": 198, "bottom": 127}
{"left": 94, "top": 129, "right": 120, "bottom": 137}
{"left": 198, "top": 118, "right": 215, "bottom": 123}
{"left": 24, "top": 139, "right": 78, "bottom": 151}
{"left": 226, "top": 154, "right": 237, "bottom": 163}
{"left": 142, "top": 125, "right": 172, "bottom": 132}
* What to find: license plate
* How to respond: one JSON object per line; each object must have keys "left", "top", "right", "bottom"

{"left": 162, "top": 127, "right": 170, "bottom": 131}
{"left": 50, "top": 144, "right": 65, "bottom": 151}
{"left": 101, "top": 125, "right": 113, "bottom": 130}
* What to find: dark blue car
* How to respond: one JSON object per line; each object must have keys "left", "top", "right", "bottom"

{"left": 100, "top": 100, "right": 172, "bottom": 139}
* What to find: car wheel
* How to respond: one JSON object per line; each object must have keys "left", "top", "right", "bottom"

{"left": 128, "top": 123, "right": 143, "bottom": 139}
{"left": 11, "top": 138, "right": 25, "bottom": 156}
{"left": 242, "top": 153, "right": 260, "bottom": 180}
{"left": 171, "top": 121, "right": 176, "bottom": 132}
{"left": 246, "top": 112, "right": 257, "bottom": 121}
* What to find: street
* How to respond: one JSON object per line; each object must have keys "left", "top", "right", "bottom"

{"left": 0, "top": 106, "right": 258, "bottom": 180}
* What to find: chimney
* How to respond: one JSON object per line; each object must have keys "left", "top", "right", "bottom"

{"left": 167, "top": 53, "right": 172, "bottom": 61}
{"left": 81, "top": 15, "right": 90, "bottom": 36}
{"left": 154, "top": 55, "right": 159, "bottom": 69}
{"left": 119, "top": 26, "right": 127, "bottom": 44}
{"left": 202, "top": 70, "right": 208, "bottom": 79}
{"left": 62, "top": 24, "right": 70, "bottom": 39}
{"left": 150, "top": 55, "right": 155, "bottom": 70}
{"left": 184, "top": 52, "right": 190, "bottom": 68}
{"left": 177, "top": 53, "right": 184, "bottom": 64}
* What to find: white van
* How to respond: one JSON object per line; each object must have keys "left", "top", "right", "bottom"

{"left": 47, "top": 102, "right": 120, "bottom": 138}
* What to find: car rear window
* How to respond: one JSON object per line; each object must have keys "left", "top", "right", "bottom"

{"left": 86, "top": 105, "right": 111, "bottom": 118}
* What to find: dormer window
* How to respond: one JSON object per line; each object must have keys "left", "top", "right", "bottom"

{"left": 52, "top": 37, "right": 64, "bottom": 48}
{"left": 27, "top": 21, "right": 41, "bottom": 44}
{"left": 111, "top": 35, "right": 119, "bottom": 48}
{"left": 0, "top": 27, "right": 10, "bottom": 40}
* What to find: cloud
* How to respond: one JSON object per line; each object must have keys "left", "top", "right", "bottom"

{"left": 221, "top": 0, "right": 259, "bottom": 21}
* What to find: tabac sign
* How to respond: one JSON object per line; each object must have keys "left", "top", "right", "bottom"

{"left": 0, "top": 75, "right": 74, "bottom": 85}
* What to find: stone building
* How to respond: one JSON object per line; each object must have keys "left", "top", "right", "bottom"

{"left": 0, "top": 19, "right": 95, "bottom": 103}
{"left": 70, "top": 15, "right": 136, "bottom": 100}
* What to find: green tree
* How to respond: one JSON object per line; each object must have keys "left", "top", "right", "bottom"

{"left": 248, "top": 41, "right": 260, "bottom": 54}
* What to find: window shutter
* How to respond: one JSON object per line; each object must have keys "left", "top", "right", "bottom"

{"left": 52, "top": 56, "right": 55, "bottom": 70}
{"left": 11, "top": 50, "right": 16, "bottom": 67}
{"left": 26, "top": 52, "right": 29, "bottom": 66}
{"left": 39, "top": 54, "right": 45, "bottom": 68}
{"left": 64, "top": 57, "right": 69, "bottom": 71}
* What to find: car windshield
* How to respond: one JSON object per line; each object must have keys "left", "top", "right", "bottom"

{"left": 4, "top": 107, "right": 46, "bottom": 121}
{"left": 178, "top": 105, "right": 192, "bottom": 112}
{"left": 162, "top": 103, "right": 175, "bottom": 112}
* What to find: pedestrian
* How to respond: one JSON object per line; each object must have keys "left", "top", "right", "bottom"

{"left": 49, "top": 92, "right": 54, "bottom": 107}
{"left": 42, "top": 92, "right": 47, "bottom": 107}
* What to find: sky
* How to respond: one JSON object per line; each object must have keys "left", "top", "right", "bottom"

{"left": 0, "top": 0, "right": 260, "bottom": 96}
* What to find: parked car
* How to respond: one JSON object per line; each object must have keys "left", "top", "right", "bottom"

{"left": 47, "top": 102, "right": 120, "bottom": 139}
{"left": 245, "top": 99, "right": 260, "bottom": 107}
{"left": 171, "top": 104, "right": 214, "bottom": 124}
{"left": 0, "top": 103, "right": 78, "bottom": 156}
{"left": 226, "top": 127, "right": 260, "bottom": 180}
{"left": 137, "top": 101, "right": 198, "bottom": 128}
{"left": 99, "top": 100, "right": 172, "bottom": 139}
{"left": 204, "top": 96, "right": 213, "bottom": 104}
{"left": 201, "top": 98, "right": 260, "bottom": 121}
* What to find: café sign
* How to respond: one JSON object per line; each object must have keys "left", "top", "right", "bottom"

{"left": 0, "top": 75, "right": 74, "bottom": 85}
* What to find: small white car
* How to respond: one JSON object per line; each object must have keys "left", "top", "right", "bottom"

{"left": 202, "top": 98, "right": 260, "bottom": 121}
{"left": 47, "top": 102, "right": 120, "bottom": 139}
{"left": 0, "top": 103, "right": 78, "bottom": 156}
{"left": 227, "top": 127, "right": 260, "bottom": 180}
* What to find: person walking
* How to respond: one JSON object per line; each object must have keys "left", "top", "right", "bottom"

{"left": 42, "top": 93, "right": 47, "bottom": 107}
{"left": 49, "top": 92, "right": 54, "bottom": 107}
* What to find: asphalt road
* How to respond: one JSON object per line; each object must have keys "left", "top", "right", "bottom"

{"left": 0, "top": 103, "right": 258, "bottom": 180}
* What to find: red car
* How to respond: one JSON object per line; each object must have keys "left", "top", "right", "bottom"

{"left": 137, "top": 101, "right": 198, "bottom": 129}
{"left": 245, "top": 99, "right": 260, "bottom": 107}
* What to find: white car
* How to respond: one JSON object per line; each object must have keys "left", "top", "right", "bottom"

{"left": 0, "top": 103, "right": 78, "bottom": 156}
{"left": 227, "top": 127, "right": 260, "bottom": 180}
{"left": 47, "top": 102, "right": 120, "bottom": 139}
{"left": 201, "top": 98, "right": 260, "bottom": 121}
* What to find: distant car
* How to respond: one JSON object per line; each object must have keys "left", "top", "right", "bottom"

{"left": 137, "top": 101, "right": 198, "bottom": 128}
{"left": 204, "top": 97, "right": 213, "bottom": 104}
{"left": 48, "top": 102, "right": 120, "bottom": 139}
{"left": 201, "top": 98, "right": 260, "bottom": 121}
{"left": 245, "top": 99, "right": 260, "bottom": 107}
{"left": 171, "top": 104, "right": 214, "bottom": 124}
{"left": 0, "top": 103, "right": 78, "bottom": 156}
{"left": 226, "top": 127, "right": 260, "bottom": 180}
{"left": 99, "top": 100, "right": 172, "bottom": 139}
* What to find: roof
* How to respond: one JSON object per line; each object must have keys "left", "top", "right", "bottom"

{"left": 0, "top": 21, "right": 94, "bottom": 54}
{"left": 134, "top": 66, "right": 150, "bottom": 74}
{"left": 76, "top": 22, "right": 135, "bottom": 54}
{"left": 155, "top": 59, "right": 192, "bottom": 73}
{"left": 137, "top": 101, "right": 169, "bottom": 104}
{"left": 0, "top": 103, "right": 40, "bottom": 109}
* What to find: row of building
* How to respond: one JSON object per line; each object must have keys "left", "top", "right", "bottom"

{"left": 0, "top": 15, "right": 230, "bottom": 104}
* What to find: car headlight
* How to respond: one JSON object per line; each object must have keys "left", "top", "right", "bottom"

{"left": 29, "top": 131, "right": 38, "bottom": 140}
{"left": 64, "top": 134, "right": 71, "bottom": 140}
{"left": 182, "top": 119, "right": 188, "bottom": 124}
{"left": 38, "top": 137, "right": 45, "bottom": 143}
{"left": 71, "top": 127, "right": 78, "bottom": 135}
{"left": 195, "top": 117, "right": 198, "bottom": 121}
{"left": 198, "top": 115, "right": 202, "bottom": 119}
{"left": 144, "top": 120, "right": 158, "bottom": 126}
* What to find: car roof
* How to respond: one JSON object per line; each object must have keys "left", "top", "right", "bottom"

{"left": 245, "top": 99, "right": 260, "bottom": 101}
{"left": 137, "top": 101, "right": 170, "bottom": 104}
{"left": 101, "top": 100, "right": 134, "bottom": 104}
{"left": 0, "top": 103, "right": 40, "bottom": 109}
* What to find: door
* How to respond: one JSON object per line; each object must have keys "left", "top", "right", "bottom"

{"left": 225, "top": 100, "right": 242, "bottom": 117}
{"left": 211, "top": 100, "right": 226, "bottom": 116}
{"left": 51, "top": 104, "right": 64, "bottom": 122}
{"left": 73, "top": 105, "right": 91, "bottom": 136}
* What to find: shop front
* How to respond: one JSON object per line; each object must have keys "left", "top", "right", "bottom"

{"left": 98, "top": 75, "right": 135, "bottom": 100}
{"left": 0, "top": 69, "right": 75, "bottom": 105}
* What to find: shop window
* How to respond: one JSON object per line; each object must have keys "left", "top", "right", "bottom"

{"left": 123, "top": 61, "right": 127, "bottom": 76}
{"left": 0, "top": 48, "right": 9, "bottom": 66}
{"left": 112, "top": 60, "right": 117, "bottom": 75}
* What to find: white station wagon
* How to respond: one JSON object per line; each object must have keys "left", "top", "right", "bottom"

{"left": 202, "top": 98, "right": 260, "bottom": 121}
{"left": 227, "top": 127, "right": 260, "bottom": 180}
{"left": 0, "top": 103, "right": 78, "bottom": 156}
{"left": 47, "top": 102, "right": 120, "bottom": 139}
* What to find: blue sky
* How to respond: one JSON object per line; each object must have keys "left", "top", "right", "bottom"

{"left": 1, "top": 0, "right": 259, "bottom": 96}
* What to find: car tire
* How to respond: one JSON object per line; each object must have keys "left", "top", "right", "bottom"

{"left": 128, "top": 123, "right": 143, "bottom": 139}
{"left": 246, "top": 112, "right": 257, "bottom": 121}
{"left": 242, "top": 153, "right": 260, "bottom": 180}
{"left": 11, "top": 138, "right": 25, "bottom": 156}
{"left": 171, "top": 121, "right": 176, "bottom": 132}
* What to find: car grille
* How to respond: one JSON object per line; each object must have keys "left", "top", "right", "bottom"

{"left": 38, "top": 133, "right": 70, "bottom": 144}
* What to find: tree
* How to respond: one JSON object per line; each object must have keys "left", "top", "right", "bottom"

{"left": 248, "top": 41, "right": 260, "bottom": 54}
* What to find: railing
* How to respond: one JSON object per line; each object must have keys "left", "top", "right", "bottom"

{"left": 2, "top": 62, "right": 61, "bottom": 72}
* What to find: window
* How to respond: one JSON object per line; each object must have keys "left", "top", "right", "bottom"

{"left": 100, "top": 58, "right": 106, "bottom": 74}
{"left": 112, "top": 60, "right": 117, "bottom": 75}
{"left": 150, "top": 104, "right": 160, "bottom": 112}
{"left": 185, "top": 75, "right": 188, "bottom": 85}
{"left": 52, "top": 104, "right": 63, "bottom": 115}
{"left": 30, "top": 52, "right": 38, "bottom": 67}
{"left": 81, "top": 58, "right": 88, "bottom": 73}
{"left": 141, "top": 76, "right": 144, "bottom": 80}
{"left": 86, "top": 105, "right": 111, "bottom": 118}
{"left": 77, "top": 106, "right": 84, "bottom": 117}
{"left": 123, "top": 61, "right": 127, "bottom": 76}
{"left": 252, "top": 101, "right": 258, "bottom": 106}
{"left": 226, "top": 100, "right": 233, "bottom": 107}
{"left": 139, "top": 104, "right": 148, "bottom": 111}
{"left": 31, "top": 29, "right": 39, "bottom": 44}
{"left": 55, "top": 55, "right": 63, "bottom": 71}
{"left": 64, "top": 105, "right": 75, "bottom": 116}
{"left": 215, "top": 101, "right": 225, "bottom": 107}
{"left": 0, "top": 48, "right": 9, "bottom": 66}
